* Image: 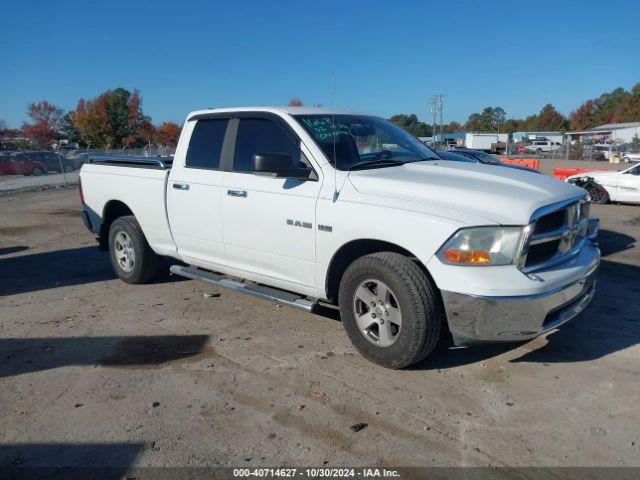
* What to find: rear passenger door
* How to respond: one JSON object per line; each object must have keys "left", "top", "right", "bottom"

{"left": 221, "top": 114, "right": 321, "bottom": 293}
{"left": 167, "top": 116, "right": 231, "bottom": 269}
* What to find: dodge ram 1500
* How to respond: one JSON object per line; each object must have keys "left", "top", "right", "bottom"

{"left": 80, "top": 107, "right": 600, "bottom": 368}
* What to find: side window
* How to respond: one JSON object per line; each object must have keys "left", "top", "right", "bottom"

{"left": 185, "top": 119, "right": 228, "bottom": 169}
{"left": 234, "top": 118, "right": 301, "bottom": 172}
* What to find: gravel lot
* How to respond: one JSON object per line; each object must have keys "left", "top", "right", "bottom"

{"left": 1, "top": 184, "right": 639, "bottom": 471}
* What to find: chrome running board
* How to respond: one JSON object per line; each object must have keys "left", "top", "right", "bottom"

{"left": 170, "top": 265, "right": 318, "bottom": 312}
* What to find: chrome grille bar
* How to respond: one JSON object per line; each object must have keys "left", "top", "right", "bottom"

{"left": 519, "top": 196, "right": 588, "bottom": 273}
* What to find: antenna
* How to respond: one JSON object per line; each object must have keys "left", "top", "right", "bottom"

{"left": 332, "top": 72, "right": 338, "bottom": 202}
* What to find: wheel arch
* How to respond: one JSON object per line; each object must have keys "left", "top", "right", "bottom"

{"left": 588, "top": 178, "right": 613, "bottom": 203}
{"left": 99, "top": 200, "right": 135, "bottom": 250}
{"left": 324, "top": 238, "right": 436, "bottom": 304}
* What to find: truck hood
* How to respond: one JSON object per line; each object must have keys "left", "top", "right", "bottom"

{"left": 348, "top": 160, "right": 585, "bottom": 225}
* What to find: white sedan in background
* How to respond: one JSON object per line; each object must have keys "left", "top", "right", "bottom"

{"left": 566, "top": 163, "right": 640, "bottom": 204}
{"left": 621, "top": 151, "right": 640, "bottom": 163}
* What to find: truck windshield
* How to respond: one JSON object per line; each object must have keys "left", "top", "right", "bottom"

{"left": 294, "top": 114, "right": 439, "bottom": 170}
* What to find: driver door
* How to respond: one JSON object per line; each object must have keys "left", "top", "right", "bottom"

{"left": 221, "top": 115, "right": 322, "bottom": 294}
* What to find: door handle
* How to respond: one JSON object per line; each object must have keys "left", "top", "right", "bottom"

{"left": 227, "top": 189, "right": 247, "bottom": 198}
{"left": 173, "top": 183, "right": 190, "bottom": 190}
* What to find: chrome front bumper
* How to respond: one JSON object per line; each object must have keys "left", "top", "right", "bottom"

{"left": 442, "top": 265, "right": 599, "bottom": 346}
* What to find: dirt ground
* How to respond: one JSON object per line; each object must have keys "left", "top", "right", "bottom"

{"left": 1, "top": 186, "right": 639, "bottom": 471}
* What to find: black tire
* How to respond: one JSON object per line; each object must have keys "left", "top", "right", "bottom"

{"left": 338, "top": 252, "right": 442, "bottom": 369}
{"left": 586, "top": 182, "right": 609, "bottom": 204}
{"left": 536, "top": 148, "right": 543, "bottom": 154}
{"left": 31, "top": 167, "right": 43, "bottom": 176}
{"left": 622, "top": 157, "right": 630, "bottom": 164}
{"left": 108, "top": 216, "right": 160, "bottom": 283}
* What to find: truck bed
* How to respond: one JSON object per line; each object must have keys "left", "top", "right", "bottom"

{"left": 80, "top": 155, "right": 177, "bottom": 256}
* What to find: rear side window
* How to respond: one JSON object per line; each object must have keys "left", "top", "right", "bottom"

{"left": 186, "top": 119, "right": 228, "bottom": 169}
{"left": 234, "top": 118, "right": 301, "bottom": 172}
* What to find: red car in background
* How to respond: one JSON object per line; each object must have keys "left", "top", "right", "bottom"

{"left": 0, "top": 152, "right": 48, "bottom": 176}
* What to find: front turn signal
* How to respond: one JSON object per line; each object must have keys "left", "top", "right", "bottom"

{"left": 443, "top": 248, "right": 491, "bottom": 264}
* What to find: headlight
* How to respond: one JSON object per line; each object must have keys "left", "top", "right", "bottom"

{"left": 437, "top": 226, "right": 524, "bottom": 266}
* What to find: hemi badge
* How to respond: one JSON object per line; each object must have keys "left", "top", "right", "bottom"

{"left": 318, "top": 225, "right": 333, "bottom": 232}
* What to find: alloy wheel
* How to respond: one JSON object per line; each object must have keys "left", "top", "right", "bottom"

{"left": 353, "top": 279, "right": 402, "bottom": 347}
{"left": 114, "top": 231, "right": 135, "bottom": 272}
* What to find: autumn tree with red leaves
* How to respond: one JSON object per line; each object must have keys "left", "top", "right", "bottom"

{"left": 570, "top": 83, "right": 640, "bottom": 130}
{"left": 288, "top": 98, "right": 304, "bottom": 107}
{"left": 21, "top": 101, "right": 64, "bottom": 147}
{"left": 72, "top": 87, "right": 152, "bottom": 148}
{"left": 157, "top": 122, "right": 181, "bottom": 147}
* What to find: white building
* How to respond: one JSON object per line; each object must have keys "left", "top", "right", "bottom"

{"left": 592, "top": 122, "right": 640, "bottom": 144}
{"left": 565, "top": 122, "right": 640, "bottom": 145}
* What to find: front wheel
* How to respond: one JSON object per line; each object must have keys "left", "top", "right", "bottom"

{"left": 108, "top": 216, "right": 160, "bottom": 283}
{"left": 338, "top": 252, "right": 443, "bottom": 369}
{"left": 586, "top": 182, "right": 609, "bottom": 204}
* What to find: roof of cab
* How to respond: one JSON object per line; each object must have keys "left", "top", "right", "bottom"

{"left": 186, "top": 106, "right": 366, "bottom": 120}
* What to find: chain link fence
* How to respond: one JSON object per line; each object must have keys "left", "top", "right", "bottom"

{"left": 0, "top": 147, "right": 175, "bottom": 195}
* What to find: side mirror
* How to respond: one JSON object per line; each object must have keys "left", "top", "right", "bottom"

{"left": 252, "top": 153, "right": 312, "bottom": 180}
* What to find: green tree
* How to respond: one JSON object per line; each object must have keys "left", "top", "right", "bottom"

{"left": 534, "top": 104, "right": 569, "bottom": 131}
{"left": 465, "top": 107, "right": 505, "bottom": 132}
{"left": 446, "top": 121, "right": 463, "bottom": 133}
{"left": 60, "top": 112, "right": 81, "bottom": 143}
{"left": 500, "top": 118, "right": 521, "bottom": 134}
{"left": 388, "top": 114, "right": 432, "bottom": 137}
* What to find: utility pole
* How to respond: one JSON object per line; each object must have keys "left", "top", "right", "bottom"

{"left": 438, "top": 94, "right": 445, "bottom": 143}
{"left": 429, "top": 97, "right": 437, "bottom": 146}
{"left": 430, "top": 94, "right": 446, "bottom": 148}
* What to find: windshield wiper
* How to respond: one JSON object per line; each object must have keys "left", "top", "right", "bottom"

{"left": 348, "top": 159, "right": 407, "bottom": 171}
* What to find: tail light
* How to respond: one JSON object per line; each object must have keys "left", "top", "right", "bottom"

{"left": 79, "top": 177, "right": 84, "bottom": 204}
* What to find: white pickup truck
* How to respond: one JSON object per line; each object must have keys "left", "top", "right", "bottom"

{"left": 525, "top": 140, "right": 563, "bottom": 154}
{"left": 80, "top": 107, "right": 600, "bottom": 368}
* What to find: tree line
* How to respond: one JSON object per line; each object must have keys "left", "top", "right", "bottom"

{"left": 389, "top": 82, "right": 640, "bottom": 137}
{"left": 2, "top": 83, "right": 639, "bottom": 148}
{"left": 2, "top": 87, "right": 181, "bottom": 149}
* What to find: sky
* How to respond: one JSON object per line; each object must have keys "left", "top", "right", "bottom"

{"left": 1, "top": 0, "right": 639, "bottom": 128}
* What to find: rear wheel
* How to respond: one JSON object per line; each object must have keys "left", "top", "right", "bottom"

{"left": 108, "top": 216, "right": 160, "bottom": 283}
{"left": 31, "top": 167, "right": 43, "bottom": 176}
{"left": 338, "top": 252, "right": 442, "bottom": 369}
{"left": 536, "top": 148, "right": 543, "bottom": 154}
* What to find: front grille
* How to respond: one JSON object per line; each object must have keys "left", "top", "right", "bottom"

{"left": 532, "top": 209, "right": 565, "bottom": 234}
{"left": 525, "top": 239, "right": 560, "bottom": 267}
{"left": 522, "top": 199, "right": 587, "bottom": 271}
